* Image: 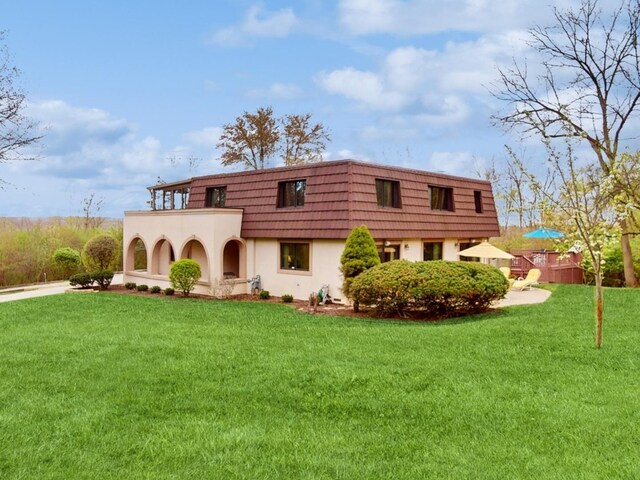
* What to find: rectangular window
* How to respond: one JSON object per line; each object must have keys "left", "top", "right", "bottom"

{"left": 423, "top": 242, "right": 443, "bottom": 261}
{"left": 205, "top": 186, "right": 226, "bottom": 208}
{"left": 474, "top": 190, "right": 483, "bottom": 213}
{"left": 376, "top": 179, "right": 401, "bottom": 208}
{"left": 429, "top": 186, "right": 454, "bottom": 211}
{"left": 278, "top": 180, "right": 306, "bottom": 208}
{"left": 280, "top": 242, "right": 310, "bottom": 271}
{"left": 377, "top": 243, "right": 400, "bottom": 263}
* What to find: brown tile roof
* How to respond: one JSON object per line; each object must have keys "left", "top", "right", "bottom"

{"left": 185, "top": 159, "right": 500, "bottom": 239}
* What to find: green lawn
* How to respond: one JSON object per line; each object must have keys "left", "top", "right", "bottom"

{"left": 0, "top": 285, "right": 639, "bottom": 479}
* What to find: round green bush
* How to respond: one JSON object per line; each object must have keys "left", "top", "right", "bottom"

{"left": 164, "top": 287, "right": 175, "bottom": 296}
{"left": 150, "top": 285, "right": 162, "bottom": 294}
{"left": 125, "top": 282, "right": 137, "bottom": 290}
{"left": 69, "top": 273, "right": 93, "bottom": 289}
{"left": 82, "top": 234, "right": 118, "bottom": 270}
{"left": 350, "top": 260, "right": 509, "bottom": 318}
{"left": 136, "top": 284, "right": 149, "bottom": 292}
{"left": 53, "top": 247, "right": 82, "bottom": 277}
{"left": 91, "top": 270, "right": 114, "bottom": 290}
{"left": 281, "top": 294, "right": 294, "bottom": 303}
{"left": 259, "top": 290, "right": 270, "bottom": 300}
{"left": 169, "top": 259, "right": 201, "bottom": 297}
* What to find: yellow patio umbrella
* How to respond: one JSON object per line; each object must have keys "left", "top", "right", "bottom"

{"left": 457, "top": 241, "right": 514, "bottom": 260}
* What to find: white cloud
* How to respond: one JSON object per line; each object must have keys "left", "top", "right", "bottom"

{"left": 427, "top": 151, "right": 476, "bottom": 175}
{"left": 246, "top": 82, "right": 303, "bottom": 100}
{"left": 338, "top": 0, "right": 575, "bottom": 35}
{"left": 183, "top": 127, "right": 223, "bottom": 147}
{"left": 209, "top": 5, "right": 298, "bottom": 47}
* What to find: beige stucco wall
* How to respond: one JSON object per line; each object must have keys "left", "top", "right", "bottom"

{"left": 123, "top": 208, "right": 247, "bottom": 295}
{"left": 124, "top": 209, "right": 488, "bottom": 299}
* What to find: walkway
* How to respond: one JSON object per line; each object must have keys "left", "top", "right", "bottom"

{"left": 0, "top": 274, "right": 124, "bottom": 303}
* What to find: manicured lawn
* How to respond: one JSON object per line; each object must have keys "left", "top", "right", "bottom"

{"left": 0, "top": 285, "right": 639, "bottom": 479}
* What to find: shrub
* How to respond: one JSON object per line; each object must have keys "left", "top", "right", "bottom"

{"left": 136, "top": 284, "right": 149, "bottom": 292}
{"left": 91, "top": 270, "right": 114, "bottom": 290}
{"left": 350, "top": 260, "right": 509, "bottom": 318}
{"left": 340, "top": 225, "right": 380, "bottom": 310}
{"left": 69, "top": 272, "right": 93, "bottom": 289}
{"left": 281, "top": 294, "right": 294, "bottom": 303}
{"left": 82, "top": 234, "right": 119, "bottom": 270}
{"left": 150, "top": 285, "right": 162, "bottom": 294}
{"left": 259, "top": 290, "right": 270, "bottom": 300}
{"left": 52, "top": 247, "right": 82, "bottom": 277}
{"left": 169, "top": 259, "right": 201, "bottom": 297}
{"left": 125, "top": 282, "right": 137, "bottom": 290}
{"left": 164, "top": 287, "right": 175, "bottom": 296}
{"left": 582, "top": 238, "right": 640, "bottom": 287}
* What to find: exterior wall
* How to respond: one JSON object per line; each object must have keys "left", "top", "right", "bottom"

{"left": 250, "top": 239, "right": 346, "bottom": 301}
{"left": 123, "top": 208, "right": 247, "bottom": 296}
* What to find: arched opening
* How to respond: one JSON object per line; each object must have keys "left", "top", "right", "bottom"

{"left": 125, "top": 237, "right": 148, "bottom": 272}
{"left": 151, "top": 239, "right": 175, "bottom": 275}
{"left": 181, "top": 239, "right": 209, "bottom": 280}
{"left": 222, "top": 239, "right": 244, "bottom": 279}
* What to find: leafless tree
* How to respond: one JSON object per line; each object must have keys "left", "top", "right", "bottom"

{"left": 281, "top": 113, "right": 330, "bottom": 166}
{"left": 492, "top": 0, "right": 640, "bottom": 287}
{"left": 82, "top": 193, "right": 104, "bottom": 229}
{"left": 0, "top": 32, "right": 41, "bottom": 180}
{"left": 217, "top": 106, "right": 280, "bottom": 170}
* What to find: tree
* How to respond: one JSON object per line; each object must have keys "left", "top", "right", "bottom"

{"left": 169, "top": 259, "right": 201, "bottom": 297}
{"left": 82, "top": 234, "right": 118, "bottom": 271}
{"left": 281, "top": 113, "right": 330, "bottom": 166}
{"left": 522, "top": 138, "right": 626, "bottom": 348}
{"left": 340, "top": 225, "right": 380, "bottom": 312}
{"left": 0, "top": 32, "right": 41, "bottom": 181}
{"left": 493, "top": 0, "right": 640, "bottom": 287}
{"left": 82, "top": 193, "right": 104, "bottom": 230}
{"left": 217, "top": 106, "right": 280, "bottom": 170}
{"left": 216, "top": 107, "right": 330, "bottom": 170}
{"left": 52, "top": 247, "right": 81, "bottom": 278}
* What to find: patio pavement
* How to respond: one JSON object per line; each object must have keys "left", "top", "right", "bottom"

{"left": 493, "top": 287, "right": 551, "bottom": 308}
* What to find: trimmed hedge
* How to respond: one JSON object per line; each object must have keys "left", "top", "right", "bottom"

{"left": 69, "top": 273, "right": 93, "bottom": 289}
{"left": 169, "top": 259, "right": 201, "bottom": 297}
{"left": 91, "top": 270, "right": 114, "bottom": 290}
{"left": 350, "top": 260, "right": 509, "bottom": 318}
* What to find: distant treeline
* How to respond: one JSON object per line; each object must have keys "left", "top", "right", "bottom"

{"left": 0, "top": 217, "right": 123, "bottom": 287}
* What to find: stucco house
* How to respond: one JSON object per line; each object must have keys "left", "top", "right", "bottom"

{"left": 123, "top": 159, "right": 500, "bottom": 300}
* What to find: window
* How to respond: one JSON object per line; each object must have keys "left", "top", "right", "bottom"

{"left": 278, "top": 180, "right": 306, "bottom": 208}
{"left": 459, "top": 241, "right": 480, "bottom": 262}
{"left": 423, "top": 242, "right": 443, "bottom": 261}
{"left": 376, "top": 179, "right": 401, "bottom": 208}
{"left": 429, "top": 186, "right": 454, "bottom": 211}
{"left": 205, "top": 186, "right": 226, "bottom": 208}
{"left": 474, "top": 190, "right": 483, "bottom": 213}
{"left": 280, "top": 242, "right": 310, "bottom": 271}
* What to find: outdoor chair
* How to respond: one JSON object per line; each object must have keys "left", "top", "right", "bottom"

{"left": 512, "top": 268, "right": 542, "bottom": 291}
{"left": 499, "top": 267, "right": 511, "bottom": 279}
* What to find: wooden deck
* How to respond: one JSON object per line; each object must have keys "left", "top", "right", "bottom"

{"left": 510, "top": 250, "right": 584, "bottom": 284}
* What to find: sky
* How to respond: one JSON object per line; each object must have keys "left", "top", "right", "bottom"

{"left": 0, "top": 0, "right": 630, "bottom": 218}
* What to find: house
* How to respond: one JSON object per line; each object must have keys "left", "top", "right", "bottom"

{"left": 123, "top": 160, "right": 500, "bottom": 300}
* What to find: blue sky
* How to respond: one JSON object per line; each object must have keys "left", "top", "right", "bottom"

{"left": 1, "top": 0, "right": 623, "bottom": 217}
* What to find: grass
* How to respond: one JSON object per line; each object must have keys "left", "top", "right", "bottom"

{"left": 0, "top": 285, "right": 639, "bottom": 479}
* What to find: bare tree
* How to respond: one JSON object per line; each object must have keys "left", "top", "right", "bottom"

{"left": 281, "top": 113, "right": 330, "bottom": 166}
{"left": 493, "top": 0, "right": 640, "bottom": 287}
{"left": 216, "top": 106, "right": 279, "bottom": 170}
{"left": 0, "top": 32, "right": 41, "bottom": 179}
{"left": 82, "top": 193, "right": 104, "bottom": 230}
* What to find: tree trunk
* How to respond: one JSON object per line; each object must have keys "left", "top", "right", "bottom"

{"left": 595, "top": 273, "right": 604, "bottom": 348}
{"left": 619, "top": 218, "right": 637, "bottom": 288}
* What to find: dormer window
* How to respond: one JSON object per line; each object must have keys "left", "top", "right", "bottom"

{"left": 474, "top": 190, "right": 483, "bottom": 213}
{"left": 429, "top": 185, "right": 454, "bottom": 211}
{"left": 277, "top": 180, "right": 306, "bottom": 208}
{"left": 205, "top": 186, "right": 226, "bottom": 207}
{"left": 376, "top": 179, "right": 401, "bottom": 208}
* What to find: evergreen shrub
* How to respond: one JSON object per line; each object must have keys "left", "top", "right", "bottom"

{"left": 350, "top": 260, "right": 509, "bottom": 318}
{"left": 169, "top": 259, "right": 201, "bottom": 297}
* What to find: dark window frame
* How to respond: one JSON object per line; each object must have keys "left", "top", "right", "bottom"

{"left": 429, "top": 185, "right": 454, "bottom": 211}
{"left": 205, "top": 186, "right": 227, "bottom": 208}
{"left": 277, "top": 179, "right": 306, "bottom": 208}
{"left": 279, "top": 241, "right": 311, "bottom": 271}
{"left": 423, "top": 241, "right": 444, "bottom": 261}
{"left": 473, "top": 190, "right": 483, "bottom": 213}
{"left": 375, "top": 178, "right": 402, "bottom": 208}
